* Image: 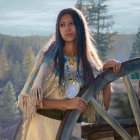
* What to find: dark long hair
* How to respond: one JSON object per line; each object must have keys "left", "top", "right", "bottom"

{"left": 44, "top": 8, "right": 102, "bottom": 86}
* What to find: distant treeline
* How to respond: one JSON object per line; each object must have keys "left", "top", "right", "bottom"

{"left": 0, "top": 33, "right": 51, "bottom": 133}
{"left": 0, "top": 33, "right": 51, "bottom": 90}
{"left": 0, "top": 33, "right": 139, "bottom": 95}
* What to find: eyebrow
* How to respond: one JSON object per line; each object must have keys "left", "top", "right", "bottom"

{"left": 60, "top": 19, "right": 74, "bottom": 23}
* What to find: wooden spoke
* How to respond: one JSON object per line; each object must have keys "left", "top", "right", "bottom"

{"left": 90, "top": 98, "right": 133, "bottom": 140}
{"left": 123, "top": 75, "right": 140, "bottom": 135}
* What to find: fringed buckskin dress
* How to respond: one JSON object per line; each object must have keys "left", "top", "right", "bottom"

{"left": 18, "top": 52, "right": 96, "bottom": 140}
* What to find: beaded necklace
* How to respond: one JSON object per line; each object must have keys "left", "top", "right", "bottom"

{"left": 64, "top": 56, "right": 80, "bottom": 98}
{"left": 65, "top": 63, "right": 79, "bottom": 83}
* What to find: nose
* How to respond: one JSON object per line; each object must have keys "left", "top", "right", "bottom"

{"left": 65, "top": 24, "right": 71, "bottom": 31}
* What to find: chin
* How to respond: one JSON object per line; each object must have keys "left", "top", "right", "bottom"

{"left": 63, "top": 38, "right": 76, "bottom": 42}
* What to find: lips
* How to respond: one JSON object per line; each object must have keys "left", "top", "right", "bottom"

{"left": 65, "top": 33, "right": 73, "bottom": 36}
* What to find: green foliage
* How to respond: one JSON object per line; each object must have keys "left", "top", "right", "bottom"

{"left": 130, "top": 27, "right": 140, "bottom": 58}
{"left": 75, "top": 0, "right": 115, "bottom": 61}
{"left": 22, "top": 47, "right": 35, "bottom": 79}
{"left": 0, "top": 48, "right": 10, "bottom": 80}
{"left": 12, "top": 60, "right": 24, "bottom": 86}
{"left": 0, "top": 33, "right": 51, "bottom": 89}
{"left": 0, "top": 81, "right": 20, "bottom": 127}
{"left": 0, "top": 33, "right": 51, "bottom": 132}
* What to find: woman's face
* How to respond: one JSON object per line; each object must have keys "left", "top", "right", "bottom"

{"left": 59, "top": 14, "right": 77, "bottom": 43}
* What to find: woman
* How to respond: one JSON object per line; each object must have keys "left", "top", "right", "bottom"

{"left": 18, "top": 7, "right": 121, "bottom": 140}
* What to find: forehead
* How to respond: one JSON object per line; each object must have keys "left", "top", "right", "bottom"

{"left": 60, "top": 14, "right": 73, "bottom": 22}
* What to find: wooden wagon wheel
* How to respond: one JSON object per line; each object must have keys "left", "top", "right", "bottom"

{"left": 56, "top": 58, "right": 140, "bottom": 140}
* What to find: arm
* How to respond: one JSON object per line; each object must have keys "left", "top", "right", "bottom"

{"left": 102, "top": 59, "right": 121, "bottom": 110}
{"left": 42, "top": 99, "right": 69, "bottom": 110}
{"left": 103, "top": 84, "right": 112, "bottom": 110}
{"left": 41, "top": 97, "right": 88, "bottom": 113}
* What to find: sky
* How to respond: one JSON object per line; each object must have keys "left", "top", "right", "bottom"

{"left": 0, "top": 0, "right": 140, "bottom": 36}
{"left": 107, "top": 0, "right": 140, "bottom": 34}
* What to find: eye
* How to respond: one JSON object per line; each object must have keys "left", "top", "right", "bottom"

{"left": 59, "top": 23, "right": 65, "bottom": 27}
{"left": 69, "top": 21, "right": 75, "bottom": 25}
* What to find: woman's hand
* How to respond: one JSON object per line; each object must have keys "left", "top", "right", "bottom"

{"left": 103, "top": 59, "right": 121, "bottom": 73}
{"left": 64, "top": 97, "right": 88, "bottom": 113}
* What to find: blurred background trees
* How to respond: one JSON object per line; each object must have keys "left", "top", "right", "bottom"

{"left": 76, "top": 0, "right": 115, "bottom": 61}
{"left": 0, "top": 34, "right": 50, "bottom": 137}
{"left": 130, "top": 26, "right": 140, "bottom": 58}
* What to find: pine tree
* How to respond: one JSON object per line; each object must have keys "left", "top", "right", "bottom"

{"left": 0, "top": 48, "right": 10, "bottom": 80}
{"left": 76, "top": 0, "right": 115, "bottom": 61}
{"left": 0, "top": 81, "right": 20, "bottom": 128}
{"left": 12, "top": 60, "right": 24, "bottom": 87}
{"left": 129, "top": 27, "right": 140, "bottom": 79}
{"left": 130, "top": 27, "right": 140, "bottom": 58}
{"left": 22, "top": 47, "right": 35, "bottom": 80}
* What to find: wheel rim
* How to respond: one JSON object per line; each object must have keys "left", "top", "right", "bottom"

{"left": 56, "top": 58, "right": 140, "bottom": 140}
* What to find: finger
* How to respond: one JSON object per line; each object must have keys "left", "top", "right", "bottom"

{"left": 111, "top": 62, "right": 116, "bottom": 73}
{"left": 113, "top": 65, "right": 116, "bottom": 73}
{"left": 82, "top": 104, "right": 86, "bottom": 112}
{"left": 77, "top": 101, "right": 86, "bottom": 112}
{"left": 77, "top": 105, "right": 81, "bottom": 112}
{"left": 111, "top": 61, "right": 118, "bottom": 73}
{"left": 77, "top": 104, "right": 83, "bottom": 112}
{"left": 110, "top": 61, "right": 115, "bottom": 67}
{"left": 78, "top": 101, "right": 85, "bottom": 110}
{"left": 115, "top": 62, "right": 121, "bottom": 73}
{"left": 79, "top": 104, "right": 86, "bottom": 112}
{"left": 76, "top": 97, "right": 87, "bottom": 107}
{"left": 80, "top": 98, "right": 88, "bottom": 106}
{"left": 114, "top": 63, "right": 118, "bottom": 73}
{"left": 118, "top": 63, "right": 121, "bottom": 72}
{"left": 116, "top": 63, "right": 120, "bottom": 73}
